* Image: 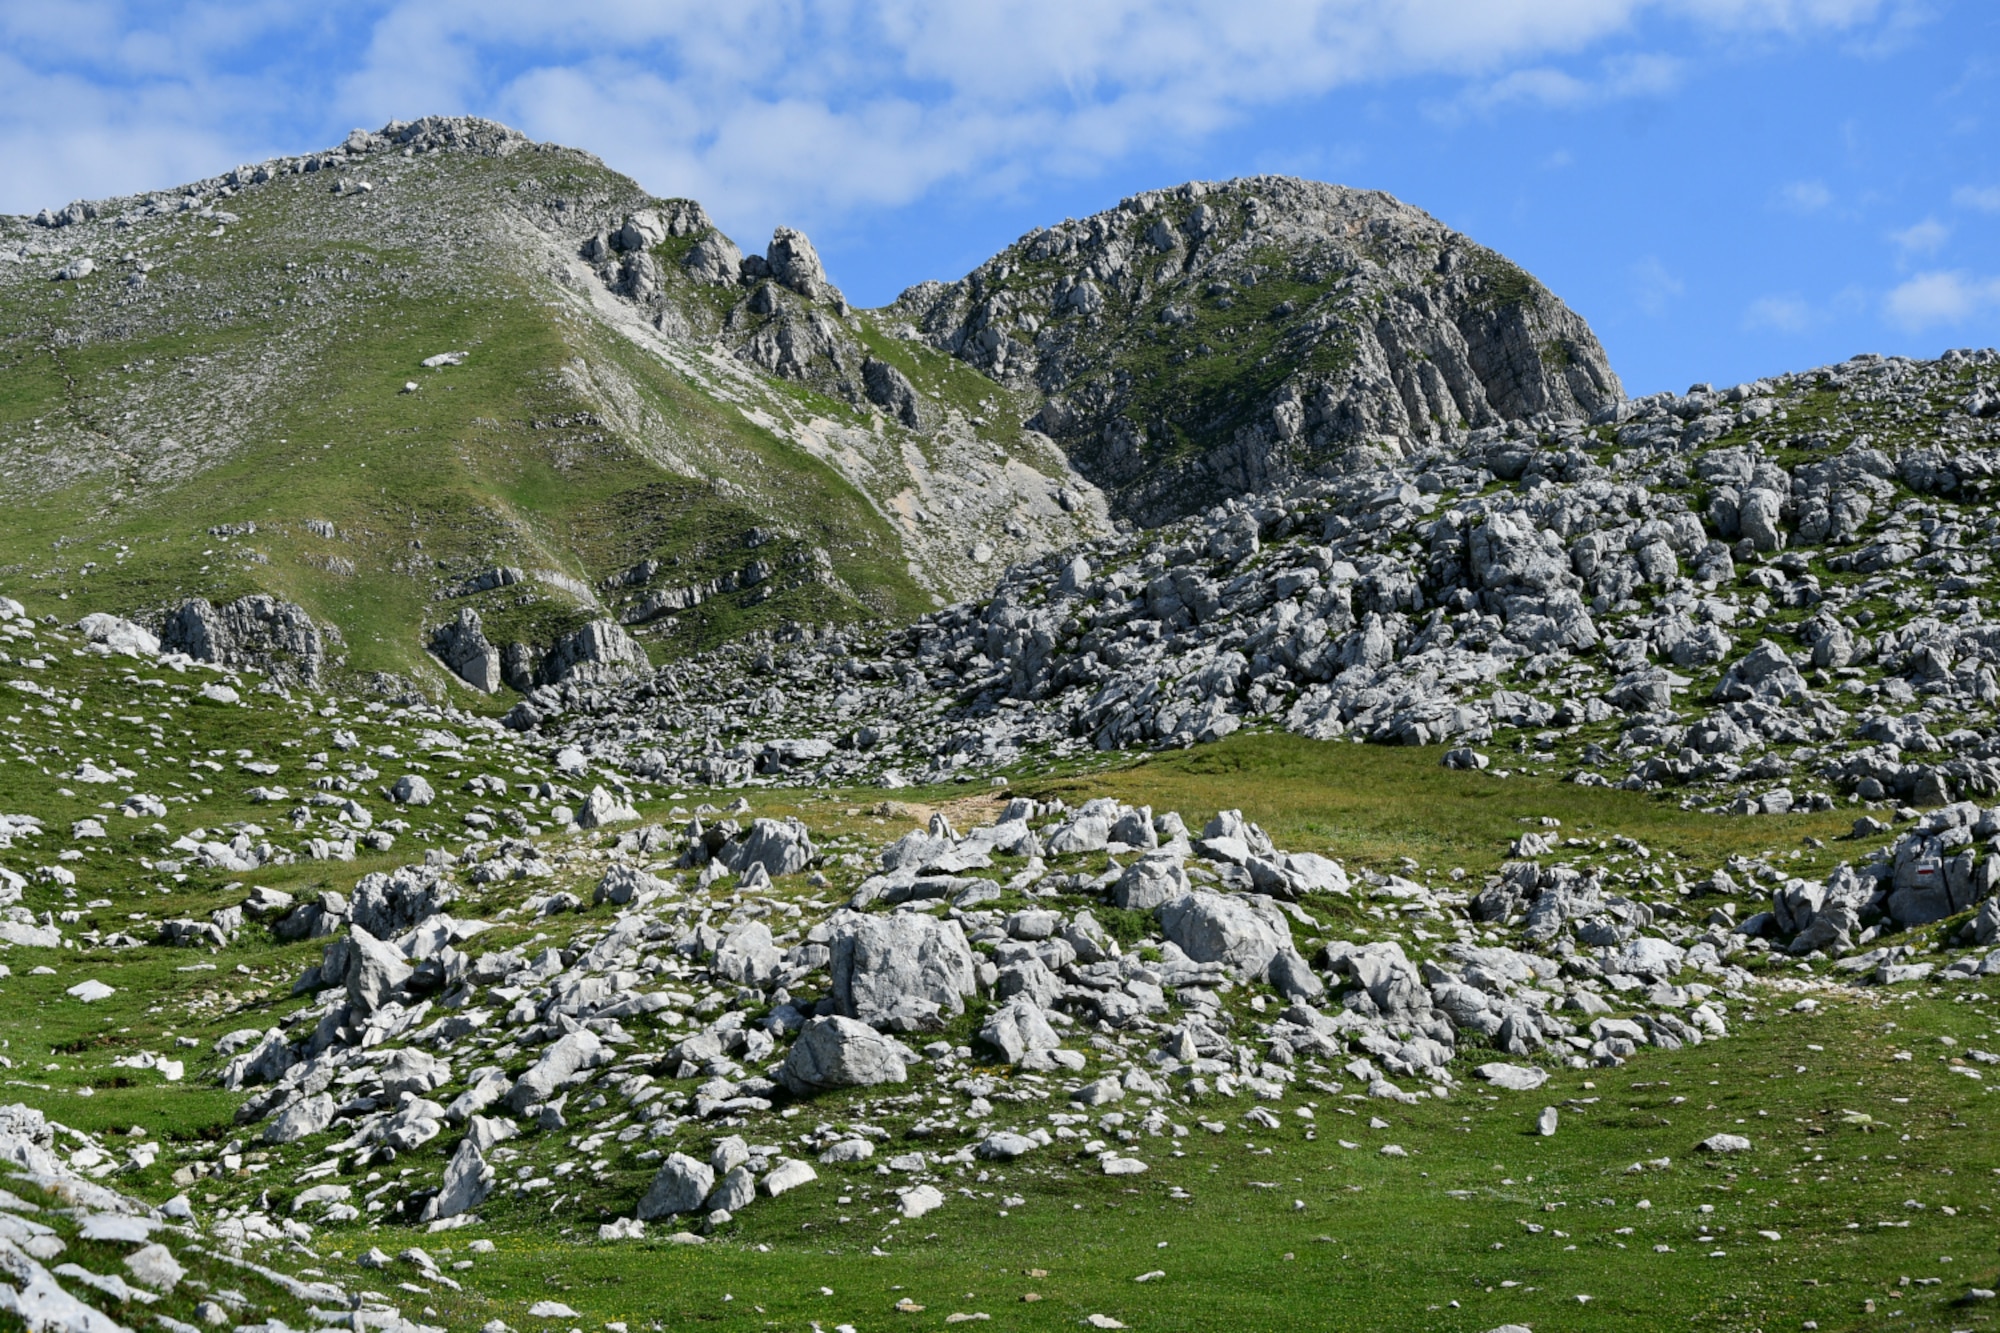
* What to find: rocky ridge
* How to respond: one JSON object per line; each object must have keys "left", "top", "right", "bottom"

{"left": 526, "top": 348, "right": 2000, "bottom": 821}
{"left": 894, "top": 175, "right": 1622, "bottom": 524}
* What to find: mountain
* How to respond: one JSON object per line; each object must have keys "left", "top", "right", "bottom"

{"left": 0, "top": 117, "right": 1615, "bottom": 697}
{"left": 893, "top": 175, "right": 1621, "bottom": 524}
{"left": 0, "top": 117, "right": 1107, "bottom": 691}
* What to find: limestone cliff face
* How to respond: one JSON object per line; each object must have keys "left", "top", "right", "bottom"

{"left": 894, "top": 175, "right": 1622, "bottom": 524}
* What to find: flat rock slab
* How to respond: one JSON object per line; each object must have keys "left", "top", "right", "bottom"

{"left": 77, "top": 1213, "right": 158, "bottom": 1243}
{"left": 1475, "top": 1062, "right": 1549, "bottom": 1091}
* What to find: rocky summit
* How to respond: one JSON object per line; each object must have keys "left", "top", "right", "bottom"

{"left": 0, "top": 119, "right": 1999, "bottom": 1333}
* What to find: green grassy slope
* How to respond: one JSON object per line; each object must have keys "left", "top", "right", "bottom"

{"left": 0, "top": 141, "right": 939, "bottom": 695}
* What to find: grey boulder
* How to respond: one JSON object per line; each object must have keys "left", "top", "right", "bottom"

{"left": 637, "top": 1153, "right": 714, "bottom": 1220}
{"left": 1158, "top": 890, "right": 1293, "bottom": 982}
{"left": 780, "top": 1016, "right": 910, "bottom": 1095}
{"left": 830, "top": 913, "right": 976, "bottom": 1030}
{"left": 76, "top": 613, "right": 159, "bottom": 658}
{"left": 1113, "top": 854, "right": 1189, "bottom": 911}
{"left": 429, "top": 1137, "right": 493, "bottom": 1219}
{"left": 979, "top": 998, "right": 1061, "bottom": 1064}
{"left": 507, "top": 1029, "right": 608, "bottom": 1111}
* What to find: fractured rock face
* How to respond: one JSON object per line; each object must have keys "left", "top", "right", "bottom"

{"left": 861, "top": 356, "right": 927, "bottom": 429}
{"left": 161, "top": 594, "right": 331, "bottom": 685}
{"left": 898, "top": 175, "right": 1622, "bottom": 524}
{"left": 538, "top": 619, "right": 650, "bottom": 688}
{"left": 765, "top": 226, "right": 842, "bottom": 307}
{"left": 829, "top": 912, "right": 977, "bottom": 1031}
{"left": 430, "top": 608, "right": 501, "bottom": 693}
{"left": 681, "top": 230, "right": 742, "bottom": 286}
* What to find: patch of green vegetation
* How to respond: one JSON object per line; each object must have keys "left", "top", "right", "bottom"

{"left": 1468, "top": 250, "right": 1543, "bottom": 313}
{"left": 117, "top": 987, "right": 2000, "bottom": 1333}
{"left": 1105, "top": 266, "right": 1342, "bottom": 468}
{"left": 1019, "top": 730, "right": 1859, "bottom": 880}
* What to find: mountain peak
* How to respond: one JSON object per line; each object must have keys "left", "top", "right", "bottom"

{"left": 898, "top": 173, "right": 1621, "bottom": 523}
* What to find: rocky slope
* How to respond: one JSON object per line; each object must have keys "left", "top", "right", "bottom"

{"left": 0, "top": 608, "right": 1773, "bottom": 1262}
{"left": 0, "top": 117, "right": 1114, "bottom": 692}
{"left": 2, "top": 120, "right": 1628, "bottom": 697}
{"left": 530, "top": 347, "right": 2000, "bottom": 830}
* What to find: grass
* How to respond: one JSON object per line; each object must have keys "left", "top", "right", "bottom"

{"left": 1015, "top": 729, "right": 1862, "bottom": 882}
{"left": 1, "top": 626, "right": 1997, "bottom": 1333}
{"left": 85, "top": 987, "right": 1991, "bottom": 1333}
{"left": 0, "top": 142, "right": 936, "bottom": 692}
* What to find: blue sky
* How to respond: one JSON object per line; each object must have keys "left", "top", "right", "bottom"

{"left": 3, "top": 0, "right": 1995, "bottom": 395}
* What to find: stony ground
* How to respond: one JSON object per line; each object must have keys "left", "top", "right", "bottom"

{"left": 0, "top": 595, "right": 1997, "bottom": 1331}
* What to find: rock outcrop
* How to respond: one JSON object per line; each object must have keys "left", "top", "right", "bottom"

{"left": 896, "top": 175, "right": 1622, "bottom": 523}
{"left": 160, "top": 594, "right": 332, "bottom": 685}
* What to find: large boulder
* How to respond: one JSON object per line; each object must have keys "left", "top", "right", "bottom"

{"left": 713, "top": 921, "right": 782, "bottom": 988}
{"left": 575, "top": 786, "right": 641, "bottom": 828}
{"left": 538, "top": 619, "right": 651, "bottom": 688}
{"left": 1113, "top": 854, "right": 1189, "bottom": 911}
{"left": 160, "top": 594, "right": 330, "bottom": 685}
{"left": 1888, "top": 842, "right": 1999, "bottom": 926}
{"left": 1713, "top": 640, "right": 1810, "bottom": 706}
{"left": 779, "top": 1016, "right": 911, "bottom": 1095}
{"left": 507, "top": 1029, "right": 609, "bottom": 1111}
{"left": 263, "top": 1092, "right": 335, "bottom": 1144}
{"left": 429, "top": 1137, "right": 494, "bottom": 1219}
{"left": 430, "top": 608, "right": 501, "bottom": 693}
{"left": 979, "top": 998, "right": 1061, "bottom": 1064}
{"left": 829, "top": 913, "right": 977, "bottom": 1030}
{"left": 733, "top": 817, "right": 816, "bottom": 879}
{"left": 345, "top": 926, "right": 412, "bottom": 1013}
{"left": 76, "top": 612, "right": 159, "bottom": 658}
{"left": 637, "top": 1153, "right": 714, "bottom": 1219}
{"left": 350, "top": 865, "right": 456, "bottom": 938}
{"left": 1158, "top": 890, "right": 1293, "bottom": 982}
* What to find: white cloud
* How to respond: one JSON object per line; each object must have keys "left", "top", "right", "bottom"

{"left": 1633, "top": 255, "right": 1685, "bottom": 315}
{"left": 1442, "top": 51, "right": 1683, "bottom": 119}
{"left": 0, "top": 0, "right": 1899, "bottom": 241}
{"left": 1744, "top": 294, "right": 1814, "bottom": 331}
{"left": 1884, "top": 270, "right": 2000, "bottom": 332}
{"left": 1954, "top": 185, "right": 2000, "bottom": 213}
{"left": 1889, "top": 216, "right": 1950, "bottom": 257}
{"left": 1774, "top": 179, "right": 1832, "bottom": 213}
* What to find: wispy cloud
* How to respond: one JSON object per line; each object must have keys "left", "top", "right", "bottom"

{"left": 1954, "top": 184, "right": 2000, "bottom": 213}
{"left": 1633, "top": 255, "right": 1685, "bottom": 316}
{"left": 1443, "top": 51, "right": 1684, "bottom": 118}
{"left": 1884, "top": 270, "right": 2000, "bottom": 332}
{"left": 1889, "top": 216, "right": 1950, "bottom": 257}
{"left": 1744, "top": 293, "right": 1815, "bottom": 331}
{"left": 0, "top": 0, "right": 1905, "bottom": 240}
{"left": 1774, "top": 179, "right": 1833, "bottom": 213}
